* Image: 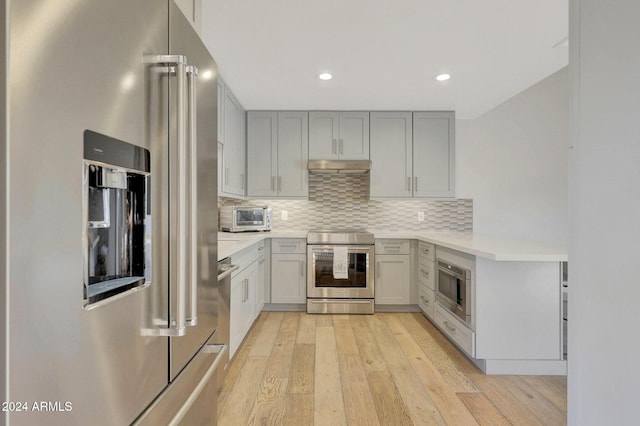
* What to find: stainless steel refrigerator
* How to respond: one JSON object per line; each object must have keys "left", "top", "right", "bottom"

{"left": 1, "top": 1, "right": 223, "bottom": 424}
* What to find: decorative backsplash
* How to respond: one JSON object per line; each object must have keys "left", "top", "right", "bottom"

{"left": 219, "top": 174, "right": 473, "bottom": 232}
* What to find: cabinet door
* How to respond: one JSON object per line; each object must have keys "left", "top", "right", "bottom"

{"left": 222, "top": 89, "right": 241, "bottom": 195}
{"left": 309, "top": 111, "right": 339, "bottom": 159}
{"left": 242, "top": 261, "right": 258, "bottom": 335}
{"left": 338, "top": 111, "right": 370, "bottom": 160}
{"left": 412, "top": 112, "right": 455, "bottom": 198}
{"left": 271, "top": 254, "right": 306, "bottom": 303}
{"left": 217, "top": 79, "right": 225, "bottom": 144}
{"left": 238, "top": 106, "right": 246, "bottom": 195}
{"left": 255, "top": 255, "right": 266, "bottom": 316}
{"left": 278, "top": 111, "right": 309, "bottom": 198}
{"left": 375, "top": 254, "right": 411, "bottom": 304}
{"left": 174, "top": 0, "right": 202, "bottom": 33}
{"left": 369, "top": 112, "right": 412, "bottom": 198}
{"left": 229, "top": 272, "right": 245, "bottom": 358}
{"left": 247, "top": 111, "right": 277, "bottom": 197}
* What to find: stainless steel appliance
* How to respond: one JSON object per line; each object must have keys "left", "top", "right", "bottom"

{"left": 2, "top": 1, "right": 224, "bottom": 424}
{"left": 220, "top": 205, "right": 273, "bottom": 232}
{"left": 436, "top": 259, "right": 472, "bottom": 324}
{"left": 307, "top": 230, "right": 375, "bottom": 314}
{"left": 307, "top": 159, "right": 372, "bottom": 174}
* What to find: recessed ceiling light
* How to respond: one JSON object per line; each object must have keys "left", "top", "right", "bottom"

{"left": 318, "top": 73, "right": 333, "bottom": 81}
{"left": 435, "top": 73, "right": 451, "bottom": 82}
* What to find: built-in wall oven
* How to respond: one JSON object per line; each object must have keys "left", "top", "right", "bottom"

{"left": 436, "top": 259, "right": 471, "bottom": 324}
{"left": 307, "top": 230, "right": 375, "bottom": 314}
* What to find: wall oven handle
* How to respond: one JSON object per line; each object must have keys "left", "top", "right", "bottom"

{"left": 186, "top": 64, "right": 199, "bottom": 327}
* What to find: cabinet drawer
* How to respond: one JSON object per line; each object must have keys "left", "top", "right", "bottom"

{"left": 231, "top": 241, "right": 265, "bottom": 277}
{"left": 418, "top": 284, "right": 435, "bottom": 320}
{"left": 271, "top": 239, "right": 306, "bottom": 254}
{"left": 418, "top": 241, "right": 435, "bottom": 261}
{"left": 375, "top": 239, "right": 410, "bottom": 255}
{"left": 435, "top": 302, "right": 475, "bottom": 357}
{"left": 417, "top": 261, "right": 435, "bottom": 290}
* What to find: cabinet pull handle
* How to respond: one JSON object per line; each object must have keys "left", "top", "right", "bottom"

{"left": 279, "top": 244, "right": 298, "bottom": 248}
{"left": 414, "top": 176, "right": 418, "bottom": 192}
{"left": 332, "top": 139, "right": 337, "bottom": 154}
{"left": 443, "top": 320, "right": 456, "bottom": 333}
{"left": 240, "top": 173, "right": 244, "bottom": 190}
{"left": 271, "top": 176, "right": 275, "bottom": 191}
{"left": 407, "top": 176, "right": 411, "bottom": 192}
{"left": 300, "top": 261, "right": 304, "bottom": 277}
{"left": 339, "top": 139, "right": 344, "bottom": 154}
{"left": 376, "top": 261, "right": 380, "bottom": 278}
{"left": 278, "top": 176, "right": 282, "bottom": 191}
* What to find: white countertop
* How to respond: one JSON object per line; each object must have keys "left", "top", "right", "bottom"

{"left": 372, "top": 231, "right": 567, "bottom": 262}
{"left": 217, "top": 230, "right": 567, "bottom": 262}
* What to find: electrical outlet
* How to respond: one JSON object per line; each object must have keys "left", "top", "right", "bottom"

{"left": 418, "top": 211, "right": 425, "bottom": 222}
{"left": 281, "top": 210, "right": 288, "bottom": 221}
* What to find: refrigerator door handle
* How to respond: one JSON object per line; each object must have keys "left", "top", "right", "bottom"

{"left": 186, "top": 64, "right": 199, "bottom": 327}
{"left": 142, "top": 54, "right": 188, "bottom": 337}
{"left": 169, "top": 344, "right": 228, "bottom": 425}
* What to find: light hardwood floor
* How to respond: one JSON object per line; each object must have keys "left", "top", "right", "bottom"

{"left": 218, "top": 312, "right": 567, "bottom": 426}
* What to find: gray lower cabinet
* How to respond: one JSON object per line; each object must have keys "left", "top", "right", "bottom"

{"left": 370, "top": 111, "right": 455, "bottom": 198}
{"left": 374, "top": 240, "right": 411, "bottom": 305}
{"left": 247, "top": 111, "right": 308, "bottom": 198}
{"left": 270, "top": 238, "right": 307, "bottom": 304}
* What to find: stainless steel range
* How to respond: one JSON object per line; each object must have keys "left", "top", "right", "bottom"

{"left": 307, "top": 230, "right": 375, "bottom": 314}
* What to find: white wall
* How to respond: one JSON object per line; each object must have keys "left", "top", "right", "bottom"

{"left": 569, "top": 1, "right": 640, "bottom": 425}
{"left": 457, "top": 68, "right": 569, "bottom": 244}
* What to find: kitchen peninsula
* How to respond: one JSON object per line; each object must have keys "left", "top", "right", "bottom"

{"left": 218, "top": 230, "right": 567, "bottom": 375}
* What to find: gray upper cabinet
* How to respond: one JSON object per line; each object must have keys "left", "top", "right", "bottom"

{"left": 413, "top": 112, "right": 455, "bottom": 198}
{"left": 308, "top": 111, "right": 369, "bottom": 160}
{"left": 247, "top": 111, "right": 309, "bottom": 198}
{"left": 370, "top": 111, "right": 455, "bottom": 198}
{"left": 220, "top": 85, "right": 246, "bottom": 197}
{"left": 369, "top": 112, "right": 413, "bottom": 198}
{"left": 174, "top": 0, "right": 202, "bottom": 34}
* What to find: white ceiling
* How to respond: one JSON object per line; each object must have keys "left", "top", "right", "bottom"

{"left": 201, "top": 0, "right": 568, "bottom": 119}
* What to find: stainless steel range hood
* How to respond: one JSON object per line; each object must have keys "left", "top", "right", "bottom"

{"left": 307, "top": 159, "right": 371, "bottom": 174}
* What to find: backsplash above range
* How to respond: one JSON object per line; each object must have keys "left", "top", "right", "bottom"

{"left": 219, "top": 174, "right": 473, "bottom": 232}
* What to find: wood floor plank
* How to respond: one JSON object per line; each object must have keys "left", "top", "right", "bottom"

{"left": 314, "top": 326, "right": 347, "bottom": 425}
{"left": 247, "top": 377, "right": 288, "bottom": 426}
{"left": 350, "top": 315, "right": 387, "bottom": 373}
{"left": 367, "top": 314, "right": 446, "bottom": 425}
{"left": 382, "top": 314, "right": 479, "bottom": 426}
{"left": 218, "top": 356, "right": 269, "bottom": 426}
{"left": 250, "top": 311, "right": 284, "bottom": 357}
{"left": 400, "top": 313, "right": 481, "bottom": 392}
{"left": 282, "top": 394, "right": 314, "bottom": 426}
{"left": 222, "top": 312, "right": 265, "bottom": 393}
{"left": 366, "top": 371, "right": 414, "bottom": 426}
{"left": 509, "top": 376, "right": 567, "bottom": 425}
{"left": 264, "top": 312, "right": 299, "bottom": 378}
{"left": 458, "top": 393, "right": 512, "bottom": 426}
{"left": 338, "top": 354, "right": 381, "bottom": 426}
{"left": 520, "top": 375, "right": 567, "bottom": 413}
{"left": 288, "top": 344, "right": 315, "bottom": 394}
{"left": 469, "top": 373, "right": 548, "bottom": 426}
{"left": 333, "top": 318, "right": 359, "bottom": 355}
{"left": 296, "top": 312, "right": 316, "bottom": 344}
{"left": 315, "top": 315, "right": 333, "bottom": 327}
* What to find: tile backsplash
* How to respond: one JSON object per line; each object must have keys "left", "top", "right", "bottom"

{"left": 219, "top": 174, "right": 472, "bottom": 232}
